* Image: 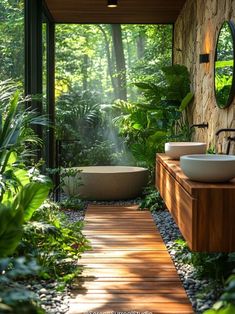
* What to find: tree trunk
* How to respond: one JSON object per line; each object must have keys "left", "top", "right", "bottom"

{"left": 82, "top": 54, "right": 89, "bottom": 90}
{"left": 111, "top": 24, "right": 127, "bottom": 101}
{"left": 97, "top": 25, "right": 118, "bottom": 99}
{"left": 137, "top": 33, "right": 145, "bottom": 59}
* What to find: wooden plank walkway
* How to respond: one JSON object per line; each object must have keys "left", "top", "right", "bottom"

{"left": 68, "top": 204, "right": 194, "bottom": 314}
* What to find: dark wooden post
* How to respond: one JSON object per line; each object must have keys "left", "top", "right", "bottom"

{"left": 46, "top": 21, "right": 55, "bottom": 170}
{"left": 24, "top": 0, "right": 43, "bottom": 154}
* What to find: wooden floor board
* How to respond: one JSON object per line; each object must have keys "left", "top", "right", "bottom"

{"left": 68, "top": 204, "right": 193, "bottom": 314}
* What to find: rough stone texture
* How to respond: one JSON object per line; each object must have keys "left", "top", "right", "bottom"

{"left": 174, "top": 0, "right": 235, "bottom": 153}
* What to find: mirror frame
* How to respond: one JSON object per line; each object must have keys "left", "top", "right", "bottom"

{"left": 214, "top": 20, "right": 235, "bottom": 109}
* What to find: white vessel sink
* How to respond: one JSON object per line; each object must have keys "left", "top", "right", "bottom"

{"left": 180, "top": 154, "right": 235, "bottom": 182}
{"left": 165, "top": 142, "right": 207, "bottom": 160}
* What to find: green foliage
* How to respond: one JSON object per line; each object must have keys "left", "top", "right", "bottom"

{"left": 18, "top": 200, "right": 90, "bottom": 282}
{"left": 60, "top": 167, "right": 83, "bottom": 197}
{"left": 0, "top": 81, "right": 89, "bottom": 310}
{"left": 59, "top": 196, "right": 85, "bottom": 211}
{"left": 74, "top": 140, "right": 120, "bottom": 166}
{"left": 0, "top": 84, "right": 48, "bottom": 166}
{"left": 0, "top": 80, "right": 55, "bottom": 312}
{"left": 139, "top": 186, "right": 165, "bottom": 211}
{"left": 161, "top": 64, "right": 191, "bottom": 100}
{"left": 113, "top": 65, "right": 193, "bottom": 168}
{"left": 179, "top": 92, "right": 194, "bottom": 112}
{"left": 215, "top": 74, "right": 232, "bottom": 107}
{"left": 215, "top": 22, "right": 234, "bottom": 108}
{"left": 54, "top": 24, "right": 174, "bottom": 168}
{"left": 56, "top": 87, "right": 102, "bottom": 141}
{"left": 215, "top": 60, "right": 233, "bottom": 68}
{"left": 0, "top": 82, "right": 51, "bottom": 258}
{"left": 173, "top": 239, "right": 235, "bottom": 281}
{"left": 56, "top": 86, "right": 123, "bottom": 166}
{"left": 190, "top": 253, "right": 234, "bottom": 280}
{"left": 0, "top": 0, "right": 24, "bottom": 83}
{"left": 0, "top": 172, "right": 49, "bottom": 256}
{"left": 129, "top": 25, "right": 173, "bottom": 85}
{"left": 55, "top": 24, "right": 173, "bottom": 103}
{"left": 14, "top": 182, "right": 51, "bottom": 223}
{"left": 0, "top": 257, "right": 44, "bottom": 313}
{"left": 0, "top": 203, "right": 23, "bottom": 257}
{"left": 173, "top": 238, "right": 192, "bottom": 264}
{"left": 204, "top": 274, "right": 235, "bottom": 314}
{"left": 207, "top": 145, "right": 217, "bottom": 154}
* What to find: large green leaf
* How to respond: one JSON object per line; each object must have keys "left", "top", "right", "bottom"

{"left": 13, "top": 168, "right": 30, "bottom": 187}
{"left": 204, "top": 304, "right": 235, "bottom": 314}
{"left": 6, "top": 151, "right": 17, "bottom": 165}
{"left": 14, "top": 182, "right": 50, "bottom": 222}
{"left": 0, "top": 91, "right": 19, "bottom": 147}
{"left": 132, "top": 123, "right": 143, "bottom": 130}
{"left": 148, "top": 131, "right": 167, "bottom": 144}
{"left": 0, "top": 203, "right": 23, "bottom": 257}
{"left": 179, "top": 92, "right": 194, "bottom": 112}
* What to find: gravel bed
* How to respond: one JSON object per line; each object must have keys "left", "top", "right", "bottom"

{"left": 63, "top": 199, "right": 139, "bottom": 223}
{"left": 88, "top": 199, "right": 141, "bottom": 206}
{"left": 152, "top": 209, "right": 222, "bottom": 314}
{"left": 18, "top": 279, "right": 70, "bottom": 314}
{"left": 64, "top": 207, "right": 86, "bottom": 223}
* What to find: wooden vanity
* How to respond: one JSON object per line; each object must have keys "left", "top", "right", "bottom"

{"left": 156, "top": 153, "right": 235, "bottom": 252}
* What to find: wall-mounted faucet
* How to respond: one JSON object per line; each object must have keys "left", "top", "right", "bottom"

{"left": 190, "top": 122, "right": 208, "bottom": 129}
{"left": 215, "top": 128, "right": 235, "bottom": 136}
{"left": 215, "top": 128, "right": 235, "bottom": 154}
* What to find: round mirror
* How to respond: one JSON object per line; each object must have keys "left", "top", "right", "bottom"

{"left": 214, "top": 21, "right": 235, "bottom": 108}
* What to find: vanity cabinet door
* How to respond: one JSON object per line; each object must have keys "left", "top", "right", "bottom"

{"left": 156, "top": 160, "right": 197, "bottom": 250}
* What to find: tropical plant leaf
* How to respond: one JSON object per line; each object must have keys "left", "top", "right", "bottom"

{"left": 0, "top": 203, "right": 23, "bottom": 257}
{"left": 148, "top": 131, "right": 167, "bottom": 144}
{"left": 13, "top": 168, "right": 30, "bottom": 187}
{"left": 24, "top": 221, "right": 60, "bottom": 236}
{"left": 0, "top": 91, "right": 19, "bottom": 147}
{"left": 6, "top": 151, "right": 17, "bottom": 166}
{"left": 13, "top": 182, "right": 50, "bottom": 222}
{"left": 179, "top": 92, "right": 194, "bottom": 112}
{"left": 132, "top": 123, "right": 143, "bottom": 130}
{"left": 204, "top": 303, "right": 235, "bottom": 313}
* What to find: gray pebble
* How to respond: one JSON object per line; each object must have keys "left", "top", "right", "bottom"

{"left": 39, "top": 288, "right": 48, "bottom": 294}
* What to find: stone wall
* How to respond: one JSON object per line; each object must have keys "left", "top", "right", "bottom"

{"left": 174, "top": 0, "right": 235, "bottom": 152}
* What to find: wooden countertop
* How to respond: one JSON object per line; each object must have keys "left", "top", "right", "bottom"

{"left": 156, "top": 153, "right": 235, "bottom": 196}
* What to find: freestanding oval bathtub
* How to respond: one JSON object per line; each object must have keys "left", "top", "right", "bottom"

{"left": 62, "top": 166, "right": 148, "bottom": 200}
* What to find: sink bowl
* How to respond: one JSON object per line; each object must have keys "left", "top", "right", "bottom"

{"left": 165, "top": 142, "right": 207, "bottom": 159}
{"left": 180, "top": 154, "right": 235, "bottom": 182}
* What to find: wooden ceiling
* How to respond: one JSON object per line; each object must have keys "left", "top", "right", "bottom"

{"left": 44, "top": 0, "right": 187, "bottom": 24}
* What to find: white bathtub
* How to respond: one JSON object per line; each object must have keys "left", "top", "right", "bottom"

{"left": 62, "top": 166, "right": 148, "bottom": 200}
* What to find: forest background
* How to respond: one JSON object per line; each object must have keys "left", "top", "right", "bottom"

{"left": 0, "top": 0, "right": 177, "bottom": 169}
